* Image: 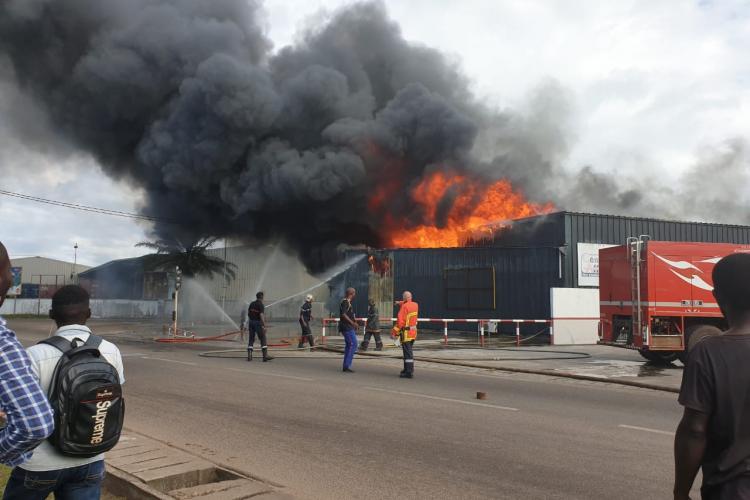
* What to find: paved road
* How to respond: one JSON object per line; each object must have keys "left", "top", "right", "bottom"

{"left": 12, "top": 319, "right": 697, "bottom": 499}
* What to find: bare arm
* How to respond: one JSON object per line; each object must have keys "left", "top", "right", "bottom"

{"left": 260, "top": 312, "right": 266, "bottom": 328}
{"left": 674, "top": 408, "right": 708, "bottom": 500}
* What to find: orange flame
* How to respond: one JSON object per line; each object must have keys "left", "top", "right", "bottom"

{"left": 384, "top": 172, "right": 554, "bottom": 248}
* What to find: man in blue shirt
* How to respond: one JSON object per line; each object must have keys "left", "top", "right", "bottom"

{"left": 0, "top": 242, "right": 54, "bottom": 467}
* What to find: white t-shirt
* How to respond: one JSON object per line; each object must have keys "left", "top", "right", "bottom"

{"left": 21, "top": 324, "right": 125, "bottom": 472}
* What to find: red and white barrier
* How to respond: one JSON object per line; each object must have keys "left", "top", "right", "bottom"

{"left": 320, "top": 317, "right": 554, "bottom": 346}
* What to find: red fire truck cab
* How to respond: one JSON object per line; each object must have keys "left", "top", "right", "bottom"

{"left": 599, "top": 238, "right": 750, "bottom": 363}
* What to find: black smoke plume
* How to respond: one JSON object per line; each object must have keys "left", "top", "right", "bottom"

{"left": 0, "top": 0, "right": 486, "bottom": 270}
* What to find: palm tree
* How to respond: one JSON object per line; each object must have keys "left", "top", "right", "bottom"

{"left": 136, "top": 237, "right": 237, "bottom": 281}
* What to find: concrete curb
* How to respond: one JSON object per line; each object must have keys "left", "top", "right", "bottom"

{"left": 318, "top": 346, "right": 680, "bottom": 394}
{"left": 105, "top": 466, "right": 171, "bottom": 500}
{"left": 105, "top": 430, "right": 291, "bottom": 499}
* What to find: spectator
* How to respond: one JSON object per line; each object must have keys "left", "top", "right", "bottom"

{"left": 0, "top": 242, "right": 54, "bottom": 467}
{"left": 674, "top": 253, "right": 750, "bottom": 499}
{"left": 4, "top": 285, "right": 125, "bottom": 500}
{"left": 339, "top": 287, "right": 358, "bottom": 373}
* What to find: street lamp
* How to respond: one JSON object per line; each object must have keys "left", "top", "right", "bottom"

{"left": 70, "top": 243, "right": 79, "bottom": 283}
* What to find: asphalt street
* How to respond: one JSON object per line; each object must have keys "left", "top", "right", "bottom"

{"left": 11, "top": 319, "right": 697, "bottom": 499}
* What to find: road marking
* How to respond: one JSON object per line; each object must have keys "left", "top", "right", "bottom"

{"left": 141, "top": 356, "right": 198, "bottom": 366}
{"left": 364, "top": 387, "right": 519, "bottom": 411}
{"left": 224, "top": 367, "right": 314, "bottom": 382}
{"left": 618, "top": 424, "right": 674, "bottom": 436}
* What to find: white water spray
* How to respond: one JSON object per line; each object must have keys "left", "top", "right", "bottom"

{"left": 182, "top": 278, "right": 240, "bottom": 330}
{"left": 255, "top": 242, "right": 281, "bottom": 295}
{"left": 266, "top": 254, "right": 365, "bottom": 309}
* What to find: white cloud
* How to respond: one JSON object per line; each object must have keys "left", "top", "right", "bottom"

{"left": 0, "top": 152, "right": 151, "bottom": 266}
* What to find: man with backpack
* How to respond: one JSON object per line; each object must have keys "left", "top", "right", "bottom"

{"left": 4, "top": 285, "right": 125, "bottom": 500}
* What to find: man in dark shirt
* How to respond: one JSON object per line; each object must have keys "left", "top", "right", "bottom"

{"left": 675, "top": 253, "right": 750, "bottom": 499}
{"left": 298, "top": 294, "right": 315, "bottom": 349}
{"left": 247, "top": 292, "right": 272, "bottom": 362}
{"left": 339, "top": 287, "right": 358, "bottom": 373}
{"left": 360, "top": 299, "right": 383, "bottom": 352}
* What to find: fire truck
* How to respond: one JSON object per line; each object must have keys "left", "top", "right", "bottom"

{"left": 599, "top": 237, "right": 750, "bottom": 363}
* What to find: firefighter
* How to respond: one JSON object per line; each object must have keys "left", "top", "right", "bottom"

{"left": 360, "top": 298, "right": 383, "bottom": 352}
{"left": 392, "top": 291, "right": 418, "bottom": 378}
{"left": 298, "top": 294, "right": 315, "bottom": 349}
{"left": 247, "top": 292, "right": 273, "bottom": 362}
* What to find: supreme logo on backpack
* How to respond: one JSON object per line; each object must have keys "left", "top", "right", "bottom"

{"left": 40, "top": 335, "right": 124, "bottom": 457}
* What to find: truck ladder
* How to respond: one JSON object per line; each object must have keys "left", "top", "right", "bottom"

{"left": 627, "top": 236, "right": 650, "bottom": 344}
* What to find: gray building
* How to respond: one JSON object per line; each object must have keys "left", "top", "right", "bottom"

{"left": 9, "top": 256, "right": 90, "bottom": 298}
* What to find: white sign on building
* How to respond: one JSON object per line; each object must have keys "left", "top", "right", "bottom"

{"left": 577, "top": 243, "right": 616, "bottom": 287}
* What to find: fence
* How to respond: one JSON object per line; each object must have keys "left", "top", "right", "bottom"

{"left": 0, "top": 298, "right": 165, "bottom": 318}
{"left": 321, "top": 317, "right": 554, "bottom": 346}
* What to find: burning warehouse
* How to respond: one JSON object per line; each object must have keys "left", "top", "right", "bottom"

{"left": 340, "top": 211, "right": 750, "bottom": 343}
{"left": 5, "top": 0, "right": 750, "bottom": 340}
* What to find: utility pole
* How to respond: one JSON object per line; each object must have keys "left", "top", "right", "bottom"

{"left": 70, "top": 243, "right": 78, "bottom": 283}
{"left": 221, "top": 240, "right": 227, "bottom": 321}
{"left": 73, "top": 243, "right": 78, "bottom": 284}
{"left": 172, "top": 266, "right": 181, "bottom": 337}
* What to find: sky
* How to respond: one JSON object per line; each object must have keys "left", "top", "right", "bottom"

{"left": 1, "top": 0, "right": 749, "bottom": 266}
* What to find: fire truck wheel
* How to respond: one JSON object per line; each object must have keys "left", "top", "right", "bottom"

{"left": 638, "top": 349, "right": 678, "bottom": 364}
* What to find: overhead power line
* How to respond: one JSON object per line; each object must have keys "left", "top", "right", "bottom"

{"left": 0, "top": 188, "right": 174, "bottom": 223}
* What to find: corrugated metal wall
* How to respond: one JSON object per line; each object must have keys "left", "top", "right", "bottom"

{"left": 197, "top": 245, "right": 331, "bottom": 319}
{"left": 478, "top": 211, "right": 750, "bottom": 288}
{"left": 345, "top": 247, "right": 562, "bottom": 320}
{"left": 10, "top": 257, "right": 90, "bottom": 285}
{"left": 563, "top": 213, "right": 750, "bottom": 287}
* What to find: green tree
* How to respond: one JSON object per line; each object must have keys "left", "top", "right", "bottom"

{"left": 136, "top": 237, "right": 237, "bottom": 281}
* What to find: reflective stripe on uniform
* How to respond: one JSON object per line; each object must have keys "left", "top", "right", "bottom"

{"left": 404, "top": 359, "right": 414, "bottom": 363}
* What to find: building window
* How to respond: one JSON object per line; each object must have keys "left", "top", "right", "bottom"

{"left": 443, "top": 267, "right": 496, "bottom": 310}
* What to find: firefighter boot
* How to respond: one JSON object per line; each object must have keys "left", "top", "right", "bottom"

{"left": 247, "top": 348, "right": 253, "bottom": 362}
{"left": 375, "top": 342, "right": 384, "bottom": 351}
{"left": 359, "top": 341, "right": 369, "bottom": 352}
{"left": 262, "top": 347, "right": 273, "bottom": 362}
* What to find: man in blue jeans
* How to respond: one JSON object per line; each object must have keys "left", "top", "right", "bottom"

{"left": 339, "top": 287, "right": 359, "bottom": 373}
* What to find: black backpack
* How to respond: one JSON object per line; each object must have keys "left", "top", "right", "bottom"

{"left": 40, "top": 335, "right": 124, "bottom": 457}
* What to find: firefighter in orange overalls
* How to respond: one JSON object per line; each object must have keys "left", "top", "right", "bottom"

{"left": 392, "top": 291, "right": 419, "bottom": 379}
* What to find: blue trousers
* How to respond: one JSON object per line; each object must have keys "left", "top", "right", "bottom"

{"left": 3, "top": 460, "right": 105, "bottom": 500}
{"left": 342, "top": 327, "right": 357, "bottom": 369}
